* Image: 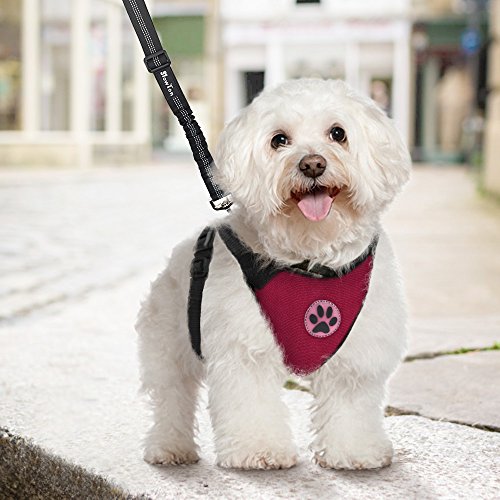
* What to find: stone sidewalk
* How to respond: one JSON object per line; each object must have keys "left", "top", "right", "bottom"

{"left": 385, "top": 166, "right": 500, "bottom": 434}
{"left": 0, "top": 162, "right": 499, "bottom": 498}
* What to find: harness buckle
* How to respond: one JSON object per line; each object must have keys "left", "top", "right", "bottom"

{"left": 144, "top": 49, "right": 171, "bottom": 73}
{"left": 191, "top": 256, "right": 210, "bottom": 279}
{"left": 191, "top": 227, "right": 215, "bottom": 279}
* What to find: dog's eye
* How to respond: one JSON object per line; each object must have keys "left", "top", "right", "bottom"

{"left": 329, "top": 126, "right": 346, "bottom": 143}
{"left": 271, "top": 133, "right": 289, "bottom": 149}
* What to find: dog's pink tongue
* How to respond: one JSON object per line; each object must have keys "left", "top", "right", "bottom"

{"left": 297, "top": 190, "right": 333, "bottom": 221}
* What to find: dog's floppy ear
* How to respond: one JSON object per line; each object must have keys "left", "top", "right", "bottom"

{"left": 353, "top": 100, "right": 411, "bottom": 209}
{"left": 214, "top": 108, "right": 279, "bottom": 214}
{"left": 213, "top": 110, "right": 255, "bottom": 199}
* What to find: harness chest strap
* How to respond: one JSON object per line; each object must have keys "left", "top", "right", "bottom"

{"left": 188, "top": 225, "right": 377, "bottom": 375}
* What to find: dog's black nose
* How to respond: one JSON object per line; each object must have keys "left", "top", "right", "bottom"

{"left": 298, "top": 154, "right": 327, "bottom": 178}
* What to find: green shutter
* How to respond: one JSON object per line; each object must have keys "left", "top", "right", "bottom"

{"left": 152, "top": 15, "right": 204, "bottom": 57}
{"left": 425, "top": 17, "right": 488, "bottom": 48}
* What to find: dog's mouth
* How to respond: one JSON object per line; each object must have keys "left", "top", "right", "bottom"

{"left": 291, "top": 186, "right": 341, "bottom": 222}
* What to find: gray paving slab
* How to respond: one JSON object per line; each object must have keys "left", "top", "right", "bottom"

{"left": 0, "top": 163, "right": 219, "bottom": 322}
{"left": 112, "top": 413, "right": 500, "bottom": 499}
{"left": 0, "top": 272, "right": 498, "bottom": 499}
{"left": 407, "top": 315, "right": 500, "bottom": 358}
{"left": 389, "top": 350, "right": 500, "bottom": 430}
{"left": 4, "top": 405, "right": 500, "bottom": 500}
{"left": 385, "top": 165, "right": 500, "bottom": 318}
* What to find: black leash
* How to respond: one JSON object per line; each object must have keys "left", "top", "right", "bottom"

{"left": 121, "top": 0, "right": 232, "bottom": 211}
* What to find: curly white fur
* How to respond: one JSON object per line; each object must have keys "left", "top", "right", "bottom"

{"left": 137, "top": 79, "right": 411, "bottom": 470}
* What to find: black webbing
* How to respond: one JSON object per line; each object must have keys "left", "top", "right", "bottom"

{"left": 218, "top": 225, "right": 381, "bottom": 285}
{"left": 121, "top": 0, "right": 232, "bottom": 211}
{"left": 188, "top": 226, "right": 216, "bottom": 358}
{"left": 217, "top": 225, "right": 280, "bottom": 290}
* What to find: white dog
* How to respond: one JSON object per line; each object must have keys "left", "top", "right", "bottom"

{"left": 137, "top": 79, "right": 411, "bottom": 470}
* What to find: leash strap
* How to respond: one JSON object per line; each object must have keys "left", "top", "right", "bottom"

{"left": 121, "top": 0, "right": 232, "bottom": 211}
{"left": 188, "top": 226, "right": 216, "bottom": 358}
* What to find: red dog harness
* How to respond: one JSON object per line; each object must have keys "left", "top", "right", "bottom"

{"left": 188, "top": 225, "right": 377, "bottom": 375}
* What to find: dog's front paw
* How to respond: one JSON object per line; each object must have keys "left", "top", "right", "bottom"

{"left": 144, "top": 445, "right": 199, "bottom": 466}
{"left": 313, "top": 437, "right": 393, "bottom": 470}
{"left": 218, "top": 448, "right": 298, "bottom": 470}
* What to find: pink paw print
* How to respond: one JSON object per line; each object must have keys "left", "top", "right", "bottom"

{"left": 304, "top": 300, "right": 341, "bottom": 338}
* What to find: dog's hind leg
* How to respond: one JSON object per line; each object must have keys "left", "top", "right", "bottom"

{"left": 136, "top": 269, "right": 203, "bottom": 465}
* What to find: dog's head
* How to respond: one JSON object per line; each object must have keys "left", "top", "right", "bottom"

{"left": 214, "top": 79, "right": 411, "bottom": 259}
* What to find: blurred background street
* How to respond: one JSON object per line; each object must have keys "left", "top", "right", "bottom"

{"left": 0, "top": 0, "right": 499, "bottom": 176}
{"left": 1, "top": 0, "right": 500, "bottom": 498}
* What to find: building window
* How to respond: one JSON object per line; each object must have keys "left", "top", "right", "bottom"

{"left": 0, "top": 0, "right": 22, "bottom": 131}
{"left": 121, "top": 17, "right": 135, "bottom": 132}
{"left": 243, "top": 71, "right": 265, "bottom": 105}
{"left": 89, "top": 1, "right": 108, "bottom": 132}
{"left": 152, "top": 15, "right": 207, "bottom": 150}
{"left": 40, "top": 0, "right": 71, "bottom": 131}
{"left": 296, "top": 0, "right": 321, "bottom": 4}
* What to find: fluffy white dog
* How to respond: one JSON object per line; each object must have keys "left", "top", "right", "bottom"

{"left": 137, "top": 79, "right": 411, "bottom": 470}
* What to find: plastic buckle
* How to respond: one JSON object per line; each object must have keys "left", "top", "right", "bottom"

{"left": 144, "top": 50, "right": 171, "bottom": 73}
{"left": 191, "top": 228, "right": 215, "bottom": 279}
{"left": 191, "top": 256, "right": 210, "bottom": 279}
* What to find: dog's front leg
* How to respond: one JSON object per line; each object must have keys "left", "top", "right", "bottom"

{"left": 204, "top": 336, "right": 297, "bottom": 470}
{"left": 309, "top": 366, "right": 393, "bottom": 470}
{"left": 137, "top": 270, "right": 203, "bottom": 466}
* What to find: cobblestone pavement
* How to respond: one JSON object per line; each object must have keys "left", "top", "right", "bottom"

{"left": 0, "top": 162, "right": 221, "bottom": 322}
{"left": 0, "top": 162, "right": 499, "bottom": 498}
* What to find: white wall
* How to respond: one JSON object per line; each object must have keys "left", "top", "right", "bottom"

{"left": 219, "top": 0, "right": 412, "bottom": 143}
{"left": 221, "top": 0, "right": 411, "bottom": 20}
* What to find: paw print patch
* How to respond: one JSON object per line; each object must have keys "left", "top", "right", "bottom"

{"left": 304, "top": 300, "right": 341, "bottom": 338}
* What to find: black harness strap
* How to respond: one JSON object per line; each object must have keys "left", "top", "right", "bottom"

{"left": 217, "top": 225, "right": 279, "bottom": 289}
{"left": 188, "top": 227, "right": 216, "bottom": 358}
{"left": 218, "top": 224, "right": 380, "bottom": 287}
{"left": 121, "top": 0, "right": 232, "bottom": 211}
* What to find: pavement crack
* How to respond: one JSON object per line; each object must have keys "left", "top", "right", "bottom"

{"left": 385, "top": 406, "right": 500, "bottom": 433}
{"left": 284, "top": 379, "right": 311, "bottom": 392}
{"left": 404, "top": 342, "right": 500, "bottom": 362}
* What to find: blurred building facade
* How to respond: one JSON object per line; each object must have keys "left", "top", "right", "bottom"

{"left": 411, "top": 0, "right": 489, "bottom": 163}
{"left": 0, "top": 0, "right": 154, "bottom": 167}
{"left": 484, "top": 0, "right": 500, "bottom": 195}
{"left": 0, "top": 0, "right": 493, "bottom": 171}
{"left": 218, "top": 0, "right": 412, "bottom": 144}
{"left": 151, "top": 1, "right": 210, "bottom": 152}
